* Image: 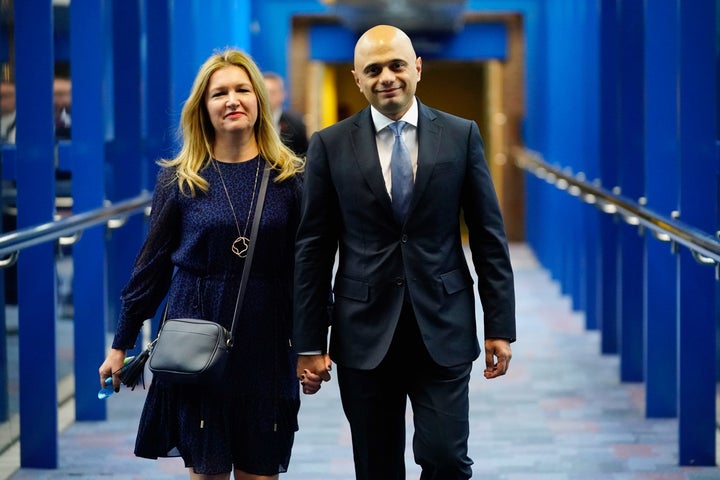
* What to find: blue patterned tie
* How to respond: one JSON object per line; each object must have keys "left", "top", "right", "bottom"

{"left": 388, "top": 121, "right": 413, "bottom": 222}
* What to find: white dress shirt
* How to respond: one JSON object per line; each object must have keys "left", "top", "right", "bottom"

{"left": 370, "top": 98, "right": 419, "bottom": 199}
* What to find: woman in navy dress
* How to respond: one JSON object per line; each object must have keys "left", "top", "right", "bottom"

{"left": 98, "top": 49, "right": 322, "bottom": 480}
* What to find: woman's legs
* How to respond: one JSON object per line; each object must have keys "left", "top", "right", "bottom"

{"left": 234, "top": 470, "right": 278, "bottom": 480}
{"left": 189, "top": 468, "right": 278, "bottom": 480}
{"left": 189, "top": 469, "right": 230, "bottom": 480}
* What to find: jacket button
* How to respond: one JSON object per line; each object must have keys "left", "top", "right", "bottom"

{"left": 395, "top": 278, "right": 404, "bottom": 286}
{"left": 401, "top": 234, "right": 408, "bottom": 243}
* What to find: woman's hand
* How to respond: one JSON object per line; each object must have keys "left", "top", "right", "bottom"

{"left": 98, "top": 348, "right": 126, "bottom": 393}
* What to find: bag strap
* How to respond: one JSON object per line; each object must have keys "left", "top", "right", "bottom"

{"left": 226, "top": 162, "right": 270, "bottom": 345}
{"left": 156, "top": 162, "right": 270, "bottom": 345}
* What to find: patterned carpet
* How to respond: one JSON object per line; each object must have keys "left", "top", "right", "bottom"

{"left": 5, "top": 244, "right": 719, "bottom": 479}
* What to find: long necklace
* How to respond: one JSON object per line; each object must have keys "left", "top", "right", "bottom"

{"left": 212, "top": 157, "right": 261, "bottom": 258}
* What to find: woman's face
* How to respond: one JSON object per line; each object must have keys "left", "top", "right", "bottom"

{"left": 205, "top": 65, "right": 258, "bottom": 137}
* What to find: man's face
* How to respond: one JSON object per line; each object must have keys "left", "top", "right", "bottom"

{"left": 264, "top": 77, "right": 285, "bottom": 113}
{"left": 352, "top": 31, "right": 422, "bottom": 120}
{"left": 0, "top": 82, "right": 15, "bottom": 115}
{"left": 53, "top": 78, "right": 72, "bottom": 113}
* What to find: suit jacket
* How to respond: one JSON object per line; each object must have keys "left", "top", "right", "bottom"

{"left": 294, "top": 100, "right": 516, "bottom": 370}
{"left": 278, "top": 110, "right": 309, "bottom": 156}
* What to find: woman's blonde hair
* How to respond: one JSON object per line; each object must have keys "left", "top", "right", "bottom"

{"left": 160, "top": 48, "right": 304, "bottom": 196}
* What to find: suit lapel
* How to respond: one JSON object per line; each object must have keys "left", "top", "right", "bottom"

{"left": 350, "top": 108, "right": 394, "bottom": 217}
{"left": 348, "top": 103, "right": 443, "bottom": 223}
{"left": 409, "top": 102, "right": 442, "bottom": 218}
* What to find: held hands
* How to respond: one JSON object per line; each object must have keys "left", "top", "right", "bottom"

{"left": 483, "top": 338, "right": 512, "bottom": 379}
{"left": 297, "top": 353, "right": 332, "bottom": 395}
{"left": 98, "top": 348, "right": 126, "bottom": 393}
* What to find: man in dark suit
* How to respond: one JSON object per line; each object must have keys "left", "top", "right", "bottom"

{"left": 263, "top": 71, "right": 309, "bottom": 156}
{"left": 294, "top": 25, "right": 516, "bottom": 479}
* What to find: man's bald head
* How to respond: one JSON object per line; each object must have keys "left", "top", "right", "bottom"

{"left": 352, "top": 25, "right": 422, "bottom": 120}
{"left": 353, "top": 25, "right": 417, "bottom": 69}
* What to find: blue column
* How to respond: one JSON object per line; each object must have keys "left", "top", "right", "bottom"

{"left": 543, "top": 0, "right": 572, "bottom": 288}
{"left": 567, "top": 0, "right": 589, "bottom": 315}
{"left": 643, "top": 0, "right": 678, "bottom": 418}
{"left": 676, "top": 0, "right": 717, "bottom": 466}
{"left": 525, "top": 1, "right": 550, "bottom": 261}
{"left": 616, "top": 0, "right": 645, "bottom": 383}
{"left": 144, "top": 0, "right": 172, "bottom": 185}
{"left": 14, "top": 0, "right": 58, "bottom": 468}
{"left": 170, "top": 0, "right": 197, "bottom": 129}
{"left": 70, "top": 0, "right": 111, "bottom": 421}
{"left": 143, "top": 0, "right": 172, "bottom": 339}
{"left": 582, "top": 0, "right": 601, "bottom": 331}
{"left": 105, "top": 0, "right": 144, "bottom": 333}
{"left": 598, "top": 0, "right": 620, "bottom": 354}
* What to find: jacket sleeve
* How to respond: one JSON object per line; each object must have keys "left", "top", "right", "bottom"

{"left": 293, "top": 131, "right": 340, "bottom": 353}
{"left": 112, "top": 168, "right": 180, "bottom": 350}
{"left": 461, "top": 121, "right": 517, "bottom": 342}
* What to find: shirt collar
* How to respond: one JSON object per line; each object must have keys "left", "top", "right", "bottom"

{"left": 371, "top": 97, "right": 419, "bottom": 133}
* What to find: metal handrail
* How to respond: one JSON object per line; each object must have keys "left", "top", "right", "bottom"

{"left": 513, "top": 148, "right": 720, "bottom": 274}
{"left": 0, "top": 192, "right": 152, "bottom": 262}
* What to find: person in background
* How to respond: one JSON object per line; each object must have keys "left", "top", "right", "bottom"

{"left": 262, "top": 72, "right": 308, "bottom": 156}
{"left": 0, "top": 79, "right": 16, "bottom": 144}
{"left": 0, "top": 77, "right": 16, "bottom": 306}
{"left": 53, "top": 75, "right": 72, "bottom": 140}
{"left": 99, "top": 48, "right": 322, "bottom": 480}
{"left": 293, "top": 25, "right": 517, "bottom": 479}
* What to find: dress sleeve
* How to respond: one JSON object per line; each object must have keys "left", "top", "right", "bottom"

{"left": 111, "top": 167, "right": 181, "bottom": 350}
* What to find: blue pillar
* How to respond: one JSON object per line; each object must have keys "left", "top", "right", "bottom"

{"left": 616, "top": 0, "right": 645, "bottom": 383}
{"left": 598, "top": 0, "right": 620, "bottom": 355}
{"left": 143, "top": 0, "right": 173, "bottom": 339}
{"left": 543, "top": 0, "right": 572, "bottom": 288}
{"left": 582, "top": 0, "right": 601, "bottom": 331}
{"left": 144, "top": 0, "right": 173, "bottom": 186}
{"left": 70, "top": 0, "right": 111, "bottom": 422}
{"left": 555, "top": 0, "right": 585, "bottom": 312}
{"left": 14, "top": 0, "right": 58, "bottom": 468}
{"left": 643, "top": 0, "right": 678, "bottom": 418}
{"left": 105, "top": 0, "right": 144, "bottom": 334}
{"left": 567, "top": 0, "right": 589, "bottom": 315}
{"left": 170, "top": 0, "right": 197, "bottom": 129}
{"left": 676, "top": 0, "right": 717, "bottom": 466}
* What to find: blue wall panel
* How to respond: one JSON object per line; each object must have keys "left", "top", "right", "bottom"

{"left": 308, "top": 22, "right": 508, "bottom": 63}
{"left": 169, "top": 0, "right": 252, "bottom": 136}
{"left": 250, "top": 0, "right": 328, "bottom": 101}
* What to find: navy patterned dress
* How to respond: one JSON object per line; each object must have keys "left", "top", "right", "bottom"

{"left": 111, "top": 156, "right": 302, "bottom": 475}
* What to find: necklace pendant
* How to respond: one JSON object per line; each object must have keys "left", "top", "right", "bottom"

{"left": 231, "top": 237, "right": 250, "bottom": 258}
{"left": 232, "top": 236, "right": 250, "bottom": 258}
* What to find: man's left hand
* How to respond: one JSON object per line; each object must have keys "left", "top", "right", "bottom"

{"left": 483, "top": 338, "right": 512, "bottom": 379}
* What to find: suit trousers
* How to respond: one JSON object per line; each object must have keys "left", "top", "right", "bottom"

{"left": 337, "top": 302, "right": 474, "bottom": 480}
